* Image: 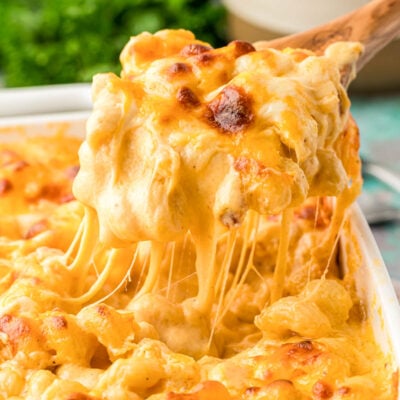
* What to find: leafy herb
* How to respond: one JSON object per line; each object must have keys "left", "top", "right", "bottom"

{"left": 0, "top": 0, "right": 227, "bottom": 87}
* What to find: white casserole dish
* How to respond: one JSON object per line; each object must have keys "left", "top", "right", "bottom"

{"left": 345, "top": 205, "right": 400, "bottom": 380}
{"left": 0, "top": 109, "right": 399, "bottom": 397}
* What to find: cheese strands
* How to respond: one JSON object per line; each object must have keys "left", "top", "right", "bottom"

{"left": 72, "top": 29, "right": 363, "bottom": 309}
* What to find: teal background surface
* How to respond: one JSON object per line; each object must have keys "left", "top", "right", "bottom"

{"left": 351, "top": 94, "right": 400, "bottom": 280}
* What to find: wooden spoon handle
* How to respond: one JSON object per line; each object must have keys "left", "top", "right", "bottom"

{"left": 254, "top": 0, "right": 400, "bottom": 72}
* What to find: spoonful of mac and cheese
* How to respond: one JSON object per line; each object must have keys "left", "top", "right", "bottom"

{"left": 71, "top": 29, "right": 362, "bottom": 316}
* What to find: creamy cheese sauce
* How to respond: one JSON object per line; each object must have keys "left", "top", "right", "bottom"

{"left": 72, "top": 29, "right": 362, "bottom": 311}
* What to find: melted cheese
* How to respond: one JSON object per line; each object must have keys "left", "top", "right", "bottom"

{"left": 0, "top": 30, "right": 396, "bottom": 400}
{"left": 72, "top": 29, "right": 363, "bottom": 312}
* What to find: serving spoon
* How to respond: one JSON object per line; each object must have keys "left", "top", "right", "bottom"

{"left": 254, "top": 0, "right": 400, "bottom": 225}
{"left": 254, "top": 0, "right": 400, "bottom": 85}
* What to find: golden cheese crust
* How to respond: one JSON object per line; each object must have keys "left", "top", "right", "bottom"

{"left": 73, "top": 29, "right": 362, "bottom": 246}
{"left": 0, "top": 136, "right": 81, "bottom": 242}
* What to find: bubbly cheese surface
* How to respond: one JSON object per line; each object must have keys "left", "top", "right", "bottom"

{"left": 72, "top": 29, "right": 364, "bottom": 313}
{"left": 0, "top": 30, "right": 397, "bottom": 400}
{"left": 74, "top": 30, "right": 361, "bottom": 246}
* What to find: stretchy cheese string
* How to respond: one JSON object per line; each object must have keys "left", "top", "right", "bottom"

{"left": 226, "top": 211, "right": 258, "bottom": 301}
{"left": 133, "top": 242, "right": 151, "bottom": 296}
{"left": 323, "top": 215, "right": 346, "bottom": 281}
{"left": 216, "top": 212, "right": 260, "bottom": 327}
{"left": 89, "top": 246, "right": 139, "bottom": 307}
{"left": 135, "top": 241, "right": 166, "bottom": 298}
{"left": 249, "top": 262, "right": 265, "bottom": 283}
{"left": 64, "top": 205, "right": 139, "bottom": 304}
{"left": 320, "top": 192, "right": 354, "bottom": 276}
{"left": 68, "top": 207, "right": 99, "bottom": 273}
{"left": 163, "top": 232, "right": 191, "bottom": 302}
{"left": 314, "top": 197, "right": 321, "bottom": 230}
{"left": 211, "top": 229, "right": 239, "bottom": 341}
{"left": 65, "top": 248, "right": 123, "bottom": 304}
{"left": 270, "top": 208, "right": 294, "bottom": 303}
{"left": 231, "top": 213, "right": 260, "bottom": 301}
{"left": 62, "top": 195, "right": 344, "bottom": 317}
{"left": 160, "top": 271, "right": 198, "bottom": 297}
{"left": 215, "top": 229, "right": 238, "bottom": 297}
{"left": 166, "top": 241, "right": 176, "bottom": 300}
{"left": 209, "top": 225, "right": 255, "bottom": 352}
{"left": 304, "top": 200, "right": 348, "bottom": 301}
{"left": 193, "top": 232, "right": 218, "bottom": 314}
{"left": 63, "top": 217, "right": 84, "bottom": 263}
{"left": 60, "top": 42, "right": 362, "bottom": 335}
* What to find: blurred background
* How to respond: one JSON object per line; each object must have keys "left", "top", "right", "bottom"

{"left": 1, "top": 0, "right": 399, "bottom": 90}
{"left": 0, "top": 0, "right": 399, "bottom": 282}
{"left": 0, "top": 0, "right": 227, "bottom": 87}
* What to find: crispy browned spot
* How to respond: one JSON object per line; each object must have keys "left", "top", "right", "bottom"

{"left": 220, "top": 210, "right": 242, "bottom": 228}
{"left": 0, "top": 150, "right": 19, "bottom": 164}
{"left": 287, "top": 340, "right": 314, "bottom": 354}
{"left": 337, "top": 386, "right": 351, "bottom": 395}
{"left": 0, "top": 314, "right": 31, "bottom": 353}
{"left": 66, "top": 394, "right": 100, "bottom": 400}
{"left": 31, "top": 276, "right": 43, "bottom": 285}
{"left": 296, "top": 204, "right": 316, "bottom": 220}
{"left": 4, "top": 160, "right": 29, "bottom": 171}
{"left": 295, "top": 199, "right": 332, "bottom": 229}
{"left": 312, "top": 380, "right": 333, "bottom": 399}
{"left": 0, "top": 178, "right": 13, "bottom": 195}
{"left": 245, "top": 387, "right": 261, "bottom": 395}
{"left": 65, "top": 165, "right": 80, "bottom": 179}
{"left": 180, "top": 43, "right": 212, "bottom": 57}
{"left": 282, "top": 341, "right": 323, "bottom": 367}
{"left": 96, "top": 304, "right": 109, "bottom": 317}
{"left": 167, "top": 62, "right": 192, "bottom": 75}
{"left": 233, "top": 156, "right": 251, "bottom": 173}
{"left": 269, "top": 379, "right": 295, "bottom": 387}
{"left": 229, "top": 40, "right": 256, "bottom": 57}
{"left": 177, "top": 87, "right": 200, "bottom": 108}
{"left": 24, "top": 220, "right": 48, "bottom": 239}
{"left": 206, "top": 86, "right": 253, "bottom": 134}
{"left": 25, "top": 183, "right": 72, "bottom": 204}
{"left": 52, "top": 315, "right": 68, "bottom": 329}
{"left": 60, "top": 193, "right": 75, "bottom": 204}
{"left": 193, "top": 52, "right": 216, "bottom": 65}
{"left": 41, "top": 184, "right": 62, "bottom": 199}
{"left": 233, "top": 157, "right": 282, "bottom": 181}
